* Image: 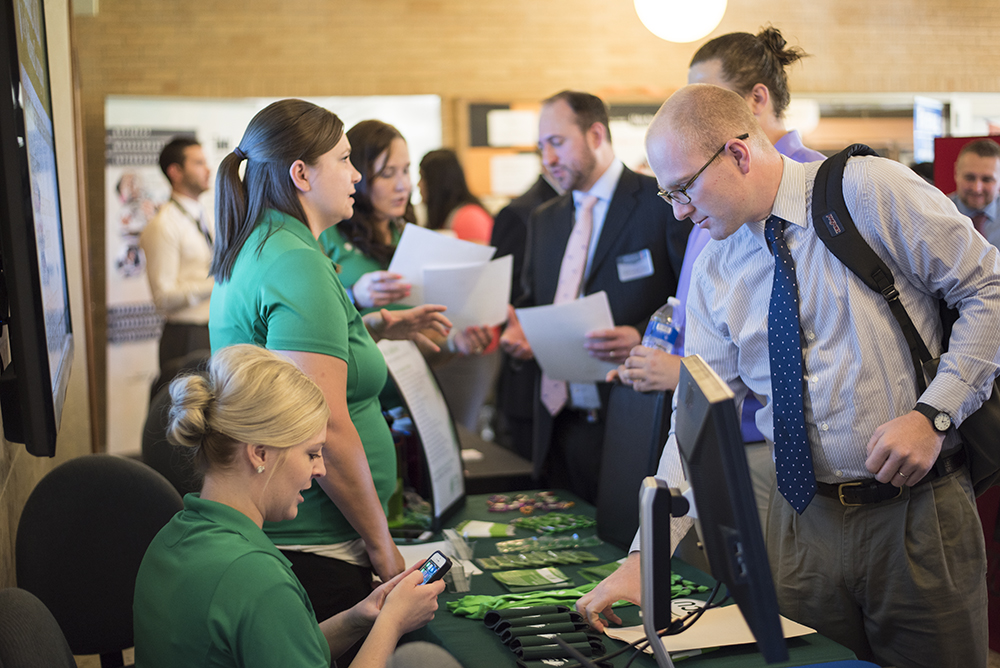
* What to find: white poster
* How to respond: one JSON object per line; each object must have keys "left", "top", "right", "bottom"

{"left": 105, "top": 95, "right": 442, "bottom": 454}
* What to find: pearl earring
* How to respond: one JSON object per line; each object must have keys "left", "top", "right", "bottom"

{"left": 256, "top": 465, "right": 265, "bottom": 474}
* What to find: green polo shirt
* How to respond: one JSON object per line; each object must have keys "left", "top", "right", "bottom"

{"left": 209, "top": 209, "right": 396, "bottom": 545}
{"left": 319, "top": 223, "right": 405, "bottom": 316}
{"left": 134, "top": 494, "right": 329, "bottom": 668}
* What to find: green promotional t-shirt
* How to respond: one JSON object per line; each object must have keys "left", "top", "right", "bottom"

{"left": 209, "top": 209, "right": 396, "bottom": 545}
{"left": 134, "top": 494, "right": 330, "bottom": 668}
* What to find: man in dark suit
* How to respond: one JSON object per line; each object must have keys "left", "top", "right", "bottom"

{"left": 500, "top": 91, "right": 690, "bottom": 501}
{"left": 491, "top": 173, "right": 561, "bottom": 460}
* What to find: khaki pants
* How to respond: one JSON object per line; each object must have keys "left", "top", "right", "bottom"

{"left": 766, "top": 468, "right": 987, "bottom": 668}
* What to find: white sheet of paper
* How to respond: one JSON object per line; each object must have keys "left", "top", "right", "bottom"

{"left": 604, "top": 600, "right": 815, "bottom": 655}
{"left": 422, "top": 255, "right": 512, "bottom": 330}
{"left": 515, "top": 291, "right": 617, "bottom": 383}
{"left": 395, "top": 540, "right": 482, "bottom": 577}
{"left": 387, "top": 224, "right": 496, "bottom": 306}
{"left": 378, "top": 340, "right": 464, "bottom": 517}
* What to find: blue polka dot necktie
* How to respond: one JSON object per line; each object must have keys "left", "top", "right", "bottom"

{"left": 765, "top": 216, "right": 816, "bottom": 514}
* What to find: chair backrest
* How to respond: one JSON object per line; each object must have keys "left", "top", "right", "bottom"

{"left": 15, "top": 455, "right": 183, "bottom": 661}
{"left": 596, "top": 385, "right": 671, "bottom": 550}
{"left": 0, "top": 588, "right": 76, "bottom": 668}
{"left": 142, "top": 382, "right": 203, "bottom": 497}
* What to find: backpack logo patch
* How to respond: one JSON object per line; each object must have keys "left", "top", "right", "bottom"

{"left": 821, "top": 211, "right": 845, "bottom": 237}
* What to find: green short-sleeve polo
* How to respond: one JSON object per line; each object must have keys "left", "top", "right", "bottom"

{"left": 134, "top": 494, "right": 330, "bottom": 668}
{"left": 209, "top": 210, "right": 396, "bottom": 545}
{"left": 319, "top": 223, "right": 406, "bottom": 316}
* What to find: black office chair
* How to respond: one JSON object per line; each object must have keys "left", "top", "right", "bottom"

{"left": 0, "top": 588, "right": 76, "bottom": 668}
{"left": 141, "top": 352, "right": 209, "bottom": 497}
{"left": 16, "top": 455, "right": 183, "bottom": 668}
{"left": 595, "top": 384, "right": 672, "bottom": 550}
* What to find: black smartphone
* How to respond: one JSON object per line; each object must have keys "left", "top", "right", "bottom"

{"left": 418, "top": 550, "right": 452, "bottom": 584}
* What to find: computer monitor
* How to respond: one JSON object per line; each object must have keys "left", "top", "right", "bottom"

{"left": 640, "top": 354, "right": 787, "bottom": 667}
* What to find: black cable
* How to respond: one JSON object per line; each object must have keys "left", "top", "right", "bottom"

{"left": 556, "top": 581, "right": 729, "bottom": 668}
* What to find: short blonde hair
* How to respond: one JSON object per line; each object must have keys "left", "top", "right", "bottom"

{"left": 167, "top": 344, "right": 329, "bottom": 471}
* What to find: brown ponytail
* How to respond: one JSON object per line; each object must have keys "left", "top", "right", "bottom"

{"left": 210, "top": 100, "right": 345, "bottom": 282}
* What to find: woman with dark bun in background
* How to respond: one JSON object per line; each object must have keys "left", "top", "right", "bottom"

{"left": 579, "top": 26, "right": 826, "bottom": 632}
{"left": 208, "top": 100, "right": 451, "bottom": 653}
{"left": 134, "top": 344, "right": 444, "bottom": 668}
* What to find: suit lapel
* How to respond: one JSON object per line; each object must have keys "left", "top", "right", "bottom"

{"left": 586, "top": 167, "right": 638, "bottom": 287}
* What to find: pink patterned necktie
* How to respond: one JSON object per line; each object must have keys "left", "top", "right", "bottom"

{"left": 540, "top": 195, "right": 600, "bottom": 416}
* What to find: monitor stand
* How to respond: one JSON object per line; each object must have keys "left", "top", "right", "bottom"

{"left": 639, "top": 476, "right": 691, "bottom": 668}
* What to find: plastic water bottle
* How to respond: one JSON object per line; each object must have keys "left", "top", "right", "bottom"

{"left": 641, "top": 297, "right": 682, "bottom": 353}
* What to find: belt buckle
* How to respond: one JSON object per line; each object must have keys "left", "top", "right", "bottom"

{"left": 837, "top": 481, "right": 865, "bottom": 507}
{"left": 837, "top": 481, "right": 902, "bottom": 506}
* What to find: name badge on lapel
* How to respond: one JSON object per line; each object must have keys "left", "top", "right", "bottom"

{"left": 616, "top": 249, "right": 654, "bottom": 282}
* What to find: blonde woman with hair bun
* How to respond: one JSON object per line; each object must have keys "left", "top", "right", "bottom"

{"left": 134, "top": 345, "right": 445, "bottom": 668}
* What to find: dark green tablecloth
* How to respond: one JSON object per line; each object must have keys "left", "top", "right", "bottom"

{"left": 411, "top": 491, "right": 856, "bottom": 668}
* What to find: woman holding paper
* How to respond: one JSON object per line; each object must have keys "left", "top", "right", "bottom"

{"left": 321, "top": 120, "right": 492, "bottom": 358}
{"left": 319, "top": 120, "right": 413, "bottom": 315}
{"left": 209, "top": 100, "right": 451, "bottom": 641}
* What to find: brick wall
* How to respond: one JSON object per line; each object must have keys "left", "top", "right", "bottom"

{"left": 71, "top": 0, "right": 1000, "bottom": 445}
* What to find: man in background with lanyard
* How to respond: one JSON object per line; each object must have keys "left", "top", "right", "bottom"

{"left": 140, "top": 136, "right": 214, "bottom": 381}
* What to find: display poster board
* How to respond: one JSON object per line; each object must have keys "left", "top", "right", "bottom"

{"left": 105, "top": 95, "right": 441, "bottom": 453}
{"left": 377, "top": 339, "right": 465, "bottom": 527}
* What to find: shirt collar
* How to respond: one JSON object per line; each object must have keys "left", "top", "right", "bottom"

{"left": 183, "top": 493, "right": 292, "bottom": 566}
{"left": 952, "top": 193, "right": 999, "bottom": 221}
{"left": 573, "top": 158, "right": 624, "bottom": 206}
{"left": 259, "top": 209, "right": 323, "bottom": 252}
{"left": 747, "top": 155, "right": 808, "bottom": 250}
{"left": 172, "top": 192, "right": 203, "bottom": 218}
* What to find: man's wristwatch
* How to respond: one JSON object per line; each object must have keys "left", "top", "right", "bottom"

{"left": 914, "top": 402, "right": 952, "bottom": 433}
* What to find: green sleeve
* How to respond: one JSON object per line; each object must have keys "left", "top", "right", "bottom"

{"left": 213, "top": 553, "right": 330, "bottom": 668}
{"left": 261, "top": 247, "right": 351, "bottom": 360}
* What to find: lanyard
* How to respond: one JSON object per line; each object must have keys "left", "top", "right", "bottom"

{"left": 170, "top": 198, "right": 213, "bottom": 249}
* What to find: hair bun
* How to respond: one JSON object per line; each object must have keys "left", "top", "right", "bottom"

{"left": 757, "top": 26, "right": 806, "bottom": 66}
{"left": 166, "top": 373, "right": 214, "bottom": 448}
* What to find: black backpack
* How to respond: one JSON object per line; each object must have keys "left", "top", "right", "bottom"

{"left": 811, "top": 144, "right": 1000, "bottom": 496}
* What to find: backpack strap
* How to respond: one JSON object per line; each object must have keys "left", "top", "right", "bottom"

{"left": 811, "top": 144, "right": 933, "bottom": 391}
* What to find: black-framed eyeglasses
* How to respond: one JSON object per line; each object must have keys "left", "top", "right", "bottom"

{"left": 657, "top": 133, "right": 750, "bottom": 205}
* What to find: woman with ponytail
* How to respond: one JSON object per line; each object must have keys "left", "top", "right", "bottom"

{"left": 134, "top": 345, "right": 444, "bottom": 668}
{"left": 208, "top": 100, "right": 451, "bottom": 638}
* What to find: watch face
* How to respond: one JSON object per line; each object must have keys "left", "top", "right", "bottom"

{"left": 934, "top": 412, "right": 951, "bottom": 432}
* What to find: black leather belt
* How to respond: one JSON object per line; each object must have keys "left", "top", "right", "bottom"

{"left": 815, "top": 449, "right": 966, "bottom": 507}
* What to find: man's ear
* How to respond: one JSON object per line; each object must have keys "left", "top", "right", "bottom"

{"left": 586, "top": 121, "right": 608, "bottom": 150}
{"left": 746, "top": 83, "right": 772, "bottom": 118}
{"left": 728, "top": 137, "right": 753, "bottom": 175}
{"left": 289, "top": 159, "right": 311, "bottom": 193}
{"left": 166, "top": 162, "right": 184, "bottom": 187}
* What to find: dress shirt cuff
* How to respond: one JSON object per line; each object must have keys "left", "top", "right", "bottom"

{"left": 920, "top": 370, "right": 990, "bottom": 427}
